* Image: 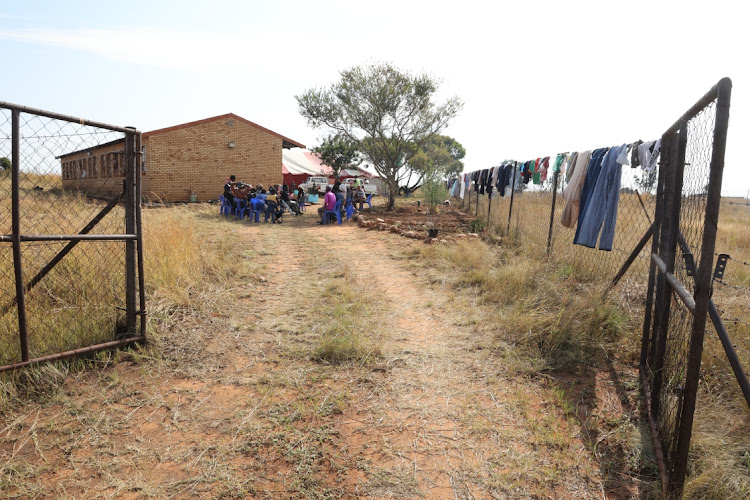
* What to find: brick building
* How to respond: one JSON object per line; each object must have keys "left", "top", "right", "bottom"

{"left": 60, "top": 113, "right": 305, "bottom": 202}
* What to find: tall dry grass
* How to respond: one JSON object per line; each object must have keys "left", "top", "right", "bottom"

{"left": 451, "top": 192, "right": 750, "bottom": 497}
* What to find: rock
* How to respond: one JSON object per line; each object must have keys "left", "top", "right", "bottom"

{"left": 424, "top": 237, "right": 433, "bottom": 244}
{"left": 377, "top": 223, "right": 387, "bottom": 231}
{"left": 352, "top": 214, "right": 359, "bottom": 221}
{"left": 405, "top": 231, "right": 417, "bottom": 238}
{"left": 394, "top": 220, "right": 402, "bottom": 227}
{"left": 425, "top": 222, "right": 435, "bottom": 230}
{"left": 439, "top": 239, "right": 448, "bottom": 244}
{"left": 376, "top": 218, "right": 385, "bottom": 224}
{"left": 410, "top": 220, "right": 418, "bottom": 226}
{"left": 389, "top": 225, "right": 400, "bottom": 233}
{"left": 455, "top": 234, "right": 466, "bottom": 238}
{"left": 468, "top": 233, "right": 479, "bottom": 238}
{"left": 385, "top": 218, "right": 395, "bottom": 225}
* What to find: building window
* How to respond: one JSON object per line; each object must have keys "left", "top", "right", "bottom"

{"left": 141, "top": 145, "right": 146, "bottom": 174}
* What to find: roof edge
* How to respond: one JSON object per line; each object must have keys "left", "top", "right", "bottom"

{"left": 142, "top": 113, "right": 305, "bottom": 149}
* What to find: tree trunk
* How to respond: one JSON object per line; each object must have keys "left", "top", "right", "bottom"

{"left": 387, "top": 176, "right": 397, "bottom": 210}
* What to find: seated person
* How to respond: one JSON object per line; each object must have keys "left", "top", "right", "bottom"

{"left": 232, "top": 182, "right": 251, "bottom": 204}
{"left": 223, "top": 175, "right": 236, "bottom": 207}
{"left": 255, "top": 189, "right": 268, "bottom": 207}
{"left": 317, "top": 185, "right": 337, "bottom": 224}
{"left": 265, "top": 188, "right": 279, "bottom": 223}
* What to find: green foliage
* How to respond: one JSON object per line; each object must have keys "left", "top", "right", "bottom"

{"left": 311, "top": 134, "right": 361, "bottom": 177}
{"left": 296, "top": 62, "right": 463, "bottom": 210}
{"left": 636, "top": 168, "right": 657, "bottom": 193}
{"left": 408, "top": 135, "right": 466, "bottom": 181}
{"left": 469, "top": 217, "right": 486, "bottom": 233}
{"left": 0, "top": 157, "right": 10, "bottom": 174}
{"left": 422, "top": 175, "right": 448, "bottom": 214}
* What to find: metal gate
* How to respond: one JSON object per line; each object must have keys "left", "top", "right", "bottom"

{"left": 0, "top": 101, "right": 145, "bottom": 372}
{"left": 640, "top": 78, "right": 733, "bottom": 495}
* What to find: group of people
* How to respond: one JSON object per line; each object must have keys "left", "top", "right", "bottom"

{"left": 222, "top": 174, "right": 369, "bottom": 225}
{"left": 223, "top": 175, "right": 304, "bottom": 223}
{"left": 317, "top": 176, "right": 368, "bottom": 224}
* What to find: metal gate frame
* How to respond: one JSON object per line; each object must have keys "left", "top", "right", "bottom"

{"left": 0, "top": 101, "right": 146, "bottom": 372}
{"left": 640, "top": 78, "right": 732, "bottom": 495}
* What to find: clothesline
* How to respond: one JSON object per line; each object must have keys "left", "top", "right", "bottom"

{"left": 448, "top": 138, "right": 661, "bottom": 252}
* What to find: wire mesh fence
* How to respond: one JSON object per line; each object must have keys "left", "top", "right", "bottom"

{"left": 453, "top": 78, "right": 743, "bottom": 496}
{"left": 0, "top": 102, "right": 145, "bottom": 371}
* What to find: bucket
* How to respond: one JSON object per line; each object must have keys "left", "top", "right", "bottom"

{"left": 428, "top": 229, "right": 439, "bottom": 238}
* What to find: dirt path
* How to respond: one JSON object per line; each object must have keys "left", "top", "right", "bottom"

{"left": 0, "top": 207, "right": 619, "bottom": 499}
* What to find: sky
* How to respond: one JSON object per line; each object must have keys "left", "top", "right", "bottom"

{"left": 1, "top": 0, "right": 748, "bottom": 196}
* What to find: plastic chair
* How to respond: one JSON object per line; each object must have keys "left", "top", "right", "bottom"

{"left": 365, "top": 194, "right": 373, "bottom": 209}
{"left": 220, "top": 195, "right": 233, "bottom": 216}
{"left": 234, "top": 199, "right": 247, "bottom": 220}
{"left": 324, "top": 199, "right": 343, "bottom": 225}
{"left": 249, "top": 199, "right": 264, "bottom": 222}
{"left": 345, "top": 199, "right": 354, "bottom": 220}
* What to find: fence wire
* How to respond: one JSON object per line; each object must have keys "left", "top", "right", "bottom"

{"left": 0, "top": 106, "right": 136, "bottom": 368}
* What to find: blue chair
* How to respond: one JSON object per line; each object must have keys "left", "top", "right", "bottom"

{"left": 234, "top": 199, "right": 247, "bottom": 220}
{"left": 324, "top": 199, "right": 343, "bottom": 225}
{"left": 365, "top": 194, "right": 373, "bottom": 209}
{"left": 249, "top": 199, "right": 264, "bottom": 223}
{"left": 345, "top": 198, "right": 354, "bottom": 220}
{"left": 220, "top": 195, "right": 233, "bottom": 216}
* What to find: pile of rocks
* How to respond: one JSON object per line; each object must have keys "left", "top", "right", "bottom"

{"left": 353, "top": 214, "right": 479, "bottom": 244}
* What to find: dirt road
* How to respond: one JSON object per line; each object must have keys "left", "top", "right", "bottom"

{"left": 0, "top": 208, "right": 622, "bottom": 499}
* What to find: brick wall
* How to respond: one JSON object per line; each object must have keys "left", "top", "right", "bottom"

{"left": 61, "top": 116, "right": 287, "bottom": 202}
{"left": 142, "top": 117, "right": 283, "bottom": 202}
{"left": 60, "top": 141, "right": 126, "bottom": 199}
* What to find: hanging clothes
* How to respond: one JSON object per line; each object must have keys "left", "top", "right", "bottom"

{"left": 574, "top": 147, "right": 609, "bottom": 243}
{"left": 538, "top": 156, "right": 551, "bottom": 183}
{"left": 565, "top": 152, "right": 579, "bottom": 183}
{"left": 552, "top": 154, "right": 565, "bottom": 176}
{"left": 638, "top": 139, "right": 661, "bottom": 172}
{"left": 460, "top": 173, "right": 467, "bottom": 199}
{"left": 576, "top": 144, "right": 628, "bottom": 250}
{"left": 473, "top": 171, "right": 480, "bottom": 192}
{"left": 560, "top": 150, "right": 592, "bottom": 228}
{"left": 630, "top": 140, "right": 644, "bottom": 168}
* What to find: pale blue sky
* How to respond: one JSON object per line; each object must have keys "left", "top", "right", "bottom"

{"left": 1, "top": 0, "right": 748, "bottom": 196}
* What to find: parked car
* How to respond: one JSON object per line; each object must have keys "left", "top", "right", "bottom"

{"left": 342, "top": 178, "right": 378, "bottom": 195}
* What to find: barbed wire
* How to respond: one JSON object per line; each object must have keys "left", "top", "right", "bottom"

{"left": 714, "top": 280, "right": 750, "bottom": 293}
{"left": 714, "top": 307, "right": 750, "bottom": 329}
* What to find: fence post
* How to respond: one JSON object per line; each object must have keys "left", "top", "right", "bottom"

{"left": 125, "top": 128, "right": 137, "bottom": 334}
{"left": 507, "top": 162, "right": 517, "bottom": 235}
{"left": 11, "top": 110, "right": 30, "bottom": 362}
{"left": 546, "top": 168, "right": 560, "bottom": 256}
{"left": 650, "top": 127, "right": 687, "bottom": 419}
{"left": 135, "top": 132, "right": 147, "bottom": 337}
{"left": 669, "top": 77, "right": 732, "bottom": 495}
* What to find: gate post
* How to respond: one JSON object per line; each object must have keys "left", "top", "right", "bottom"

{"left": 11, "top": 110, "right": 30, "bottom": 361}
{"left": 125, "top": 128, "right": 137, "bottom": 334}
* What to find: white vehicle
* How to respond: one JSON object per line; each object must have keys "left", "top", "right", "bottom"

{"left": 298, "top": 176, "right": 331, "bottom": 194}
{"left": 342, "top": 178, "right": 378, "bottom": 195}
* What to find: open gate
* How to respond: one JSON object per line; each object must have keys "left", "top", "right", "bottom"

{"left": 0, "top": 101, "right": 145, "bottom": 372}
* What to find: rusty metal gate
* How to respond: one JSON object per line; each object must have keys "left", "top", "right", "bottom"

{"left": 640, "top": 78, "right": 737, "bottom": 495}
{"left": 0, "top": 101, "right": 145, "bottom": 372}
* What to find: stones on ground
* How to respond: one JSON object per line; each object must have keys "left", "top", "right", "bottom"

{"left": 377, "top": 223, "right": 387, "bottom": 231}
{"left": 376, "top": 218, "right": 385, "bottom": 224}
{"left": 385, "top": 218, "right": 395, "bottom": 225}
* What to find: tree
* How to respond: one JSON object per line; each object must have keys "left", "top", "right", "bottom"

{"left": 399, "top": 134, "right": 465, "bottom": 194}
{"left": 0, "top": 157, "right": 10, "bottom": 174}
{"left": 636, "top": 168, "right": 657, "bottom": 194}
{"left": 296, "top": 62, "right": 462, "bottom": 210}
{"left": 311, "top": 134, "right": 362, "bottom": 178}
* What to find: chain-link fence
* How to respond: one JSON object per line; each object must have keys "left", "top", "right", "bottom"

{"left": 454, "top": 78, "right": 745, "bottom": 496}
{"left": 0, "top": 102, "right": 145, "bottom": 372}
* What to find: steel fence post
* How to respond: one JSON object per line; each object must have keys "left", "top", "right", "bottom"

{"left": 507, "top": 162, "right": 517, "bottom": 235}
{"left": 11, "top": 110, "right": 29, "bottom": 362}
{"left": 125, "top": 128, "right": 137, "bottom": 334}
{"left": 546, "top": 169, "right": 559, "bottom": 256}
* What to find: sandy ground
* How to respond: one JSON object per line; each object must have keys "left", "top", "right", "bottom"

{"left": 0, "top": 206, "right": 640, "bottom": 499}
